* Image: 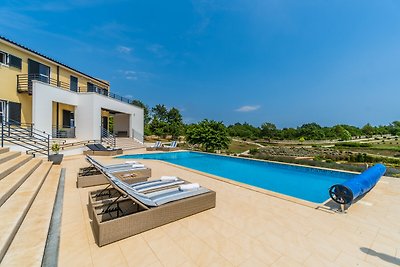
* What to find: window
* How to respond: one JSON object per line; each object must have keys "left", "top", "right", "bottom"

{"left": 0, "top": 51, "right": 22, "bottom": 69}
{"left": 28, "top": 59, "right": 50, "bottom": 83}
{"left": 0, "top": 51, "right": 7, "bottom": 65}
{"left": 87, "top": 82, "right": 95, "bottom": 92}
{"left": 8, "top": 55, "right": 22, "bottom": 69}
{"left": 70, "top": 76, "right": 78, "bottom": 92}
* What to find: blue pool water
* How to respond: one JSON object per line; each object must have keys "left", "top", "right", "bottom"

{"left": 118, "top": 151, "right": 355, "bottom": 203}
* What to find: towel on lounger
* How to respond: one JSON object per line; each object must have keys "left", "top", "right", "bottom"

{"left": 160, "top": 176, "right": 179, "bottom": 181}
{"left": 179, "top": 183, "right": 200, "bottom": 191}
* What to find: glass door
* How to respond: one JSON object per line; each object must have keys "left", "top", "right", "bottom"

{"left": 28, "top": 59, "right": 50, "bottom": 83}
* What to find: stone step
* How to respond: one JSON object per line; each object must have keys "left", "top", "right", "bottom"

{"left": 0, "top": 161, "right": 52, "bottom": 261}
{"left": 0, "top": 158, "right": 43, "bottom": 207}
{"left": 0, "top": 155, "right": 32, "bottom": 180}
{"left": 0, "top": 151, "right": 21, "bottom": 165}
{"left": 0, "top": 148, "right": 10, "bottom": 154}
{"left": 1, "top": 165, "right": 61, "bottom": 267}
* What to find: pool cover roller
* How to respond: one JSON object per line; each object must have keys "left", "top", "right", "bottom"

{"left": 329, "top": 164, "right": 386, "bottom": 205}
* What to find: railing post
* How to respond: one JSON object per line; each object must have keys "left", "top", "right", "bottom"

{"left": 1, "top": 121, "right": 3, "bottom": 147}
{"left": 47, "top": 134, "right": 50, "bottom": 159}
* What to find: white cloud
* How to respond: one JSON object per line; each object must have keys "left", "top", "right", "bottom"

{"left": 235, "top": 105, "right": 260, "bottom": 112}
{"left": 116, "top": 45, "right": 132, "bottom": 54}
{"left": 123, "top": 70, "right": 137, "bottom": 80}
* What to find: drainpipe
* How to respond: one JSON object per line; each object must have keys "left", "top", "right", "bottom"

{"left": 56, "top": 66, "right": 60, "bottom": 87}
{"left": 56, "top": 102, "right": 59, "bottom": 137}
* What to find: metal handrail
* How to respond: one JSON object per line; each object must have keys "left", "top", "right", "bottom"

{"left": 100, "top": 127, "right": 116, "bottom": 148}
{"left": 52, "top": 125, "right": 76, "bottom": 138}
{"left": 17, "top": 73, "right": 70, "bottom": 94}
{"left": 16, "top": 74, "right": 143, "bottom": 108}
{"left": 1, "top": 119, "right": 50, "bottom": 157}
{"left": 7, "top": 118, "right": 50, "bottom": 139}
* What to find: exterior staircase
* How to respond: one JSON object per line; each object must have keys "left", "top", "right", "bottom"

{"left": 0, "top": 147, "right": 64, "bottom": 266}
{"left": 115, "top": 137, "right": 145, "bottom": 150}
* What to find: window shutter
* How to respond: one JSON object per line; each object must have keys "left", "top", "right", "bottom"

{"left": 9, "top": 54, "right": 22, "bottom": 69}
{"left": 8, "top": 101, "right": 21, "bottom": 124}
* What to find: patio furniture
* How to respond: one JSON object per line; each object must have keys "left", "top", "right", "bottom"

{"left": 90, "top": 164, "right": 216, "bottom": 246}
{"left": 160, "top": 141, "right": 179, "bottom": 151}
{"left": 88, "top": 176, "right": 186, "bottom": 212}
{"left": 146, "top": 141, "right": 162, "bottom": 151}
{"left": 83, "top": 144, "right": 123, "bottom": 156}
{"left": 77, "top": 156, "right": 151, "bottom": 188}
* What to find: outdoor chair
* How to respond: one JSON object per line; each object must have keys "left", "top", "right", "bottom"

{"left": 90, "top": 161, "right": 216, "bottom": 246}
{"left": 77, "top": 155, "right": 151, "bottom": 188}
{"left": 146, "top": 141, "right": 162, "bottom": 151}
{"left": 160, "top": 140, "right": 179, "bottom": 151}
{"left": 84, "top": 143, "right": 123, "bottom": 156}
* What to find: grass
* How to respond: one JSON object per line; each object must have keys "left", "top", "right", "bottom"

{"left": 227, "top": 140, "right": 259, "bottom": 154}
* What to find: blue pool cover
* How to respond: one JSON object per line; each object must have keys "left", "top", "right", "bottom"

{"left": 329, "top": 163, "right": 386, "bottom": 204}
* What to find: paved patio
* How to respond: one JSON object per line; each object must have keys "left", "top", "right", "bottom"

{"left": 58, "top": 150, "right": 400, "bottom": 266}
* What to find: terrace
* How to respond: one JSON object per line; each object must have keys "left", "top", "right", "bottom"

{"left": 0, "top": 148, "right": 399, "bottom": 266}
{"left": 57, "top": 150, "right": 400, "bottom": 266}
{"left": 16, "top": 74, "right": 137, "bottom": 106}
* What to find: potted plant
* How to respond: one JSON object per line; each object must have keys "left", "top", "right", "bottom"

{"left": 48, "top": 142, "right": 63, "bottom": 164}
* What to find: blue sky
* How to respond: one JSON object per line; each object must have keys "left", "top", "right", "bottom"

{"left": 1, "top": 0, "right": 400, "bottom": 128}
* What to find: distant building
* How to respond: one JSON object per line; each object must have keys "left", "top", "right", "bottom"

{"left": 0, "top": 36, "right": 143, "bottom": 142}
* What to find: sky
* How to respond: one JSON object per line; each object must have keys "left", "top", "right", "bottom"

{"left": 1, "top": 0, "right": 400, "bottom": 128}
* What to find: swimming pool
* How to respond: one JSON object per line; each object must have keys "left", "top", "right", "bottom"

{"left": 118, "top": 151, "right": 355, "bottom": 203}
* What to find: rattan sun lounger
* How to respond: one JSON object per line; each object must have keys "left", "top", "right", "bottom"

{"left": 90, "top": 168, "right": 216, "bottom": 246}
{"left": 83, "top": 143, "right": 123, "bottom": 156}
{"left": 77, "top": 156, "right": 151, "bottom": 188}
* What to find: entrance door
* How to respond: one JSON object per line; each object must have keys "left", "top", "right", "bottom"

{"left": 102, "top": 116, "right": 108, "bottom": 131}
{"left": 62, "top": 110, "right": 72, "bottom": 128}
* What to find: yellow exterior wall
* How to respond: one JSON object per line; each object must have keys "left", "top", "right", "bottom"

{"left": 0, "top": 39, "right": 110, "bottom": 124}
{"left": 52, "top": 102, "right": 75, "bottom": 127}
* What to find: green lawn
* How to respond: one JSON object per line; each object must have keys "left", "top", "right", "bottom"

{"left": 227, "top": 140, "right": 259, "bottom": 154}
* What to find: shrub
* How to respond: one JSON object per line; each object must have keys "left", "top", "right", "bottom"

{"left": 335, "top": 142, "right": 372, "bottom": 148}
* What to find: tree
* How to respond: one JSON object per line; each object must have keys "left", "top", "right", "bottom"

{"left": 333, "top": 125, "right": 351, "bottom": 140}
{"left": 389, "top": 121, "right": 400, "bottom": 136}
{"left": 227, "top": 122, "right": 259, "bottom": 139}
{"left": 152, "top": 104, "right": 168, "bottom": 122}
{"left": 186, "top": 119, "right": 230, "bottom": 152}
{"left": 260, "top": 122, "right": 277, "bottom": 139}
{"left": 298, "top": 123, "right": 325, "bottom": 140}
{"left": 361, "top": 123, "right": 375, "bottom": 136}
{"left": 166, "top": 107, "right": 184, "bottom": 139}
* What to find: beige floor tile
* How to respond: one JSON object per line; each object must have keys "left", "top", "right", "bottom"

{"left": 334, "top": 252, "right": 375, "bottom": 267}
{"left": 54, "top": 154, "right": 400, "bottom": 267}
{"left": 271, "top": 256, "right": 303, "bottom": 267}
{"left": 303, "top": 254, "right": 337, "bottom": 267}
{"left": 119, "top": 235, "right": 162, "bottom": 267}
{"left": 89, "top": 243, "right": 128, "bottom": 267}
{"left": 145, "top": 234, "right": 190, "bottom": 267}
{"left": 257, "top": 231, "right": 311, "bottom": 263}
{"left": 238, "top": 257, "right": 268, "bottom": 267}
{"left": 229, "top": 232, "right": 281, "bottom": 265}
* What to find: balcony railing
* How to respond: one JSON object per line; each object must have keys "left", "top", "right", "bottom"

{"left": 78, "top": 87, "right": 133, "bottom": 104}
{"left": 16, "top": 74, "right": 139, "bottom": 106}
{"left": 52, "top": 126, "right": 76, "bottom": 138}
{"left": 17, "top": 73, "right": 69, "bottom": 94}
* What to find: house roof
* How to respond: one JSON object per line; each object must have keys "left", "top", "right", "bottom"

{"left": 0, "top": 35, "right": 109, "bottom": 86}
